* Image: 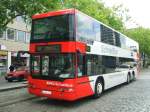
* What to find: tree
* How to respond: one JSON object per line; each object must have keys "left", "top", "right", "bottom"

{"left": 60, "top": 0, "right": 125, "bottom": 31}
{"left": 0, "top": 0, "right": 125, "bottom": 32}
{"left": 0, "top": 0, "right": 61, "bottom": 32}
{"left": 124, "top": 27, "right": 150, "bottom": 56}
{"left": 111, "top": 4, "right": 131, "bottom": 32}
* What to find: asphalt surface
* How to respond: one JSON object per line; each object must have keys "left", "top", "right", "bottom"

{"left": 0, "top": 75, "right": 26, "bottom": 87}
{"left": 0, "top": 69, "right": 150, "bottom": 112}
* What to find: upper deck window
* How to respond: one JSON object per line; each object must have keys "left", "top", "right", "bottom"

{"left": 31, "top": 14, "right": 74, "bottom": 42}
{"left": 76, "top": 13, "right": 101, "bottom": 43}
{"left": 101, "top": 25, "right": 115, "bottom": 45}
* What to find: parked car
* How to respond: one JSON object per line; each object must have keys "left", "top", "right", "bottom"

{"left": 5, "top": 66, "right": 29, "bottom": 82}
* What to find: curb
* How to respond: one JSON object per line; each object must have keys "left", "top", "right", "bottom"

{"left": 0, "top": 84, "right": 27, "bottom": 92}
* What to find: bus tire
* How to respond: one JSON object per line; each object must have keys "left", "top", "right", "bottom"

{"left": 126, "top": 74, "right": 130, "bottom": 84}
{"left": 94, "top": 80, "right": 103, "bottom": 98}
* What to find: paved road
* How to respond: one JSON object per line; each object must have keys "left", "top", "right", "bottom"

{"left": 0, "top": 69, "right": 150, "bottom": 112}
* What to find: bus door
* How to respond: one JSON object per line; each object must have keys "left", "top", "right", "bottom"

{"left": 75, "top": 54, "right": 94, "bottom": 98}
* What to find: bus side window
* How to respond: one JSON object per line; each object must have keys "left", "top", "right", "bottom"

{"left": 87, "top": 58, "right": 92, "bottom": 76}
{"left": 86, "top": 55, "right": 94, "bottom": 76}
{"left": 86, "top": 55, "right": 103, "bottom": 76}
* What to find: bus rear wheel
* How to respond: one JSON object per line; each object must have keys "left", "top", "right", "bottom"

{"left": 126, "top": 74, "right": 130, "bottom": 84}
{"left": 94, "top": 80, "right": 103, "bottom": 98}
{"left": 132, "top": 72, "right": 136, "bottom": 81}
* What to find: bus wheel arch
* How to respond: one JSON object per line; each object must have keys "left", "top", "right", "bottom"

{"left": 93, "top": 76, "right": 104, "bottom": 98}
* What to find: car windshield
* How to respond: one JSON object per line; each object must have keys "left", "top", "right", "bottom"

{"left": 31, "top": 54, "right": 75, "bottom": 80}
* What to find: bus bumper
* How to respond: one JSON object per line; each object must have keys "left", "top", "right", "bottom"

{"left": 28, "top": 87, "right": 77, "bottom": 101}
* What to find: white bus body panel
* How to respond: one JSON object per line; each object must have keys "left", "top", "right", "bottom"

{"left": 86, "top": 41, "right": 138, "bottom": 92}
{"left": 87, "top": 41, "right": 136, "bottom": 59}
{"left": 102, "top": 71, "right": 128, "bottom": 89}
{"left": 88, "top": 70, "right": 128, "bottom": 92}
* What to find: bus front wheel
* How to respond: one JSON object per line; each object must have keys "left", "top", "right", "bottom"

{"left": 94, "top": 80, "right": 103, "bottom": 98}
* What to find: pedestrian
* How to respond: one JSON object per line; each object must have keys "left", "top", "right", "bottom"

{"left": 9, "top": 65, "right": 15, "bottom": 72}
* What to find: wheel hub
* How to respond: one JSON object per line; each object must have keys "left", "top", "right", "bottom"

{"left": 97, "top": 83, "right": 102, "bottom": 94}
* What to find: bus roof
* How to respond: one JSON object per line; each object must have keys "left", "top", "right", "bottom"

{"left": 32, "top": 9, "right": 75, "bottom": 19}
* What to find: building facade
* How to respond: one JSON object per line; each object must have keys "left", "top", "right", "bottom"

{"left": 0, "top": 16, "right": 30, "bottom": 75}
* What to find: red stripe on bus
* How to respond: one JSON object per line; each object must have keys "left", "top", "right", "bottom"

{"left": 32, "top": 9, "right": 75, "bottom": 19}
{"left": 29, "top": 42, "right": 86, "bottom": 53}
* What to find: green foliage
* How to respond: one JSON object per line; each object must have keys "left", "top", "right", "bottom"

{"left": 124, "top": 27, "right": 150, "bottom": 55}
{"left": 0, "top": 0, "right": 60, "bottom": 31}
{"left": 59, "top": 0, "right": 125, "bottom": 31}
{"left": 0, "top": 0, "right": 125, "bottom": 31}
{"left": 1, "top": 0, "right": 149, "bottom": 56}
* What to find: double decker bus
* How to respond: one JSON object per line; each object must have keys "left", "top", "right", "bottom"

{"left": 28, "top": 9, "right": 139, "bottom": 101}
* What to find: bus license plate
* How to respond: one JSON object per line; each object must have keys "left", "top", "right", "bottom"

{"left": 41, "top": 90, "right": 52, "bottom": 95}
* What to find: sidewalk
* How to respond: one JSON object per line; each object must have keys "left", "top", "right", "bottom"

{"left": 0, "top": 82, "right": 27, "bottom": 92}
{"left": 0, "top": 76, "right": 28, "bottom": 92}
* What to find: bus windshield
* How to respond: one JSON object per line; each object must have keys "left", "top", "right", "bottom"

{"left": 31, "top": 14, "right": 74, "bottom": 42}
{"left": 31, "top": 54, "right": 75, "bottom": 80}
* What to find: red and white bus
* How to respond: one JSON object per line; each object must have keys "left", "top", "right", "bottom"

{"left": 28, "top": 9, "right": 139, "bottom": 101}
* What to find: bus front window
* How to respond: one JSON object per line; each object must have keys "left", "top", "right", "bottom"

{"left": 31, "top": 14, "right": 74, "bottom": 42}
{"left": 49, "top": 54, "right": 75, "bottom": 79}
{"left": 31, "top": 54, "right": 75, "bottom": 80}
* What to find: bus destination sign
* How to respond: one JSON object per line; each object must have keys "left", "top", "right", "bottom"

{"left": 36, "top": 45, "right": 61, "bottom": 53}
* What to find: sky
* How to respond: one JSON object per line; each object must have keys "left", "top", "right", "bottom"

{"left": 103, "top": 0, "right": 150, "bottom": 29}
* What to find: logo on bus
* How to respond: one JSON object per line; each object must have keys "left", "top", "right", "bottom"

{"left": 46, "top": 81, "right": 73, "bottom": 87}
{"left": 101, "top": 45, "right": 118, "bottom": 56}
